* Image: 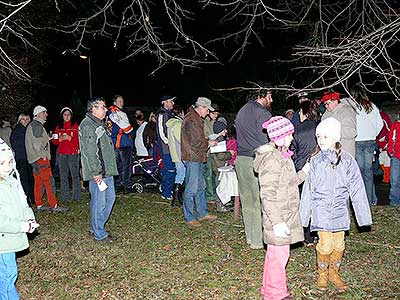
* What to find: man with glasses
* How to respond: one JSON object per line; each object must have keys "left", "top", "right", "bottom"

{"left": 79, "top": 98, "right": 118, "bottom": 242}
{"left": 320, "top": 91, "right": 357, "bottom": 157}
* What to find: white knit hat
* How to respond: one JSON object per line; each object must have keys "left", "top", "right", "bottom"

{"left": 33, "top": 105, "right": 47, "bottom": 116}
{"left": 0, "top": 138, "right": 16, "bottom": 178}
{"left": 316, "top": 117, "right": 341, "bottom": 143}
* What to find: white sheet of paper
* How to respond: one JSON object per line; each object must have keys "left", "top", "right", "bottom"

{"left": 210, "top": 141, "right": 227, "bottom": 153}
{"left": 97, "top": 180, "right": 108, "bottom": 192}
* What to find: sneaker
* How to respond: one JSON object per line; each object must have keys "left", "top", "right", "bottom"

{"left": 186, "top": 220, "right": 201, "bottom": 229}
{"left": 96, "top": 236, "right": 115, "bottom": 243}
{"left": 36, "top": 205, "right": 51, "bottom": 212}
{"left": 305, "top": 242, "right": 315, "bottom": 249}
{"left": 216, "top": 206, "right": 230, "bottom": 213}
{"left": 161, "top": 195, "right": 173, "bottom": 201}
{"left": 198, "top": 214, "right": 217, "bottom": 222}
{"left": 51, "top": 205, "right": 69, "bottom": 213}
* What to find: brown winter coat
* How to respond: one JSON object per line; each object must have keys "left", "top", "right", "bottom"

{"left": 181, "top": 107, "right": 208, "bottom": 162}
{"left": 254, "top": 143, "right": 306, "bottom": 246}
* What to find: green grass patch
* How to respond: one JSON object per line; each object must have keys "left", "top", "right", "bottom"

{"left": 17, "top": 193, "right": 400, "bottom": 299}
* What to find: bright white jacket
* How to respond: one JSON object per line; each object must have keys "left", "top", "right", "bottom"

{"left": 355, "top": 103, "right": 383, "bottom": 142}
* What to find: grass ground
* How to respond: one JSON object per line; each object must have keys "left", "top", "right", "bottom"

{"left": 17, "top": 192, "right": 400, "bottom": 300}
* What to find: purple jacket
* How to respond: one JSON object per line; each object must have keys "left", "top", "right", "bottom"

{"left": 300, "top": 149, "right": 372, "bottom": 232}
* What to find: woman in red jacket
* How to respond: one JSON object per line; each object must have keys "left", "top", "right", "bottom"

{"left": 52, "top": 107, "right": 81, "bottom": 201}
{"left": 388, "top": 113, "right": 400, "bottom": 206}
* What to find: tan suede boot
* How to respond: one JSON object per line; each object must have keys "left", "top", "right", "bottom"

{"left": 329, "top": 250, "right": 348, "bottom": 291}
{"left": 316, "top": 251, "right": 330, "bottom": 290}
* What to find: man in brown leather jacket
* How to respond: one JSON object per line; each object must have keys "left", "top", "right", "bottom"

{"left": 181, "top": 97, "right": 218, "bottom": 228}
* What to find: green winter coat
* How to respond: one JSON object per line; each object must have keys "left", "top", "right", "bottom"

{"left": 0, "top": 176, "right": 35, "bottom": 254}
{"left": 166, "top": 117, "right": 183, "bottom": 163}
{"left": 79, "top": 113, "right": 118, "bottom": 181}
{"left": 203, "top": 116, "right": 215, "bottom": 140}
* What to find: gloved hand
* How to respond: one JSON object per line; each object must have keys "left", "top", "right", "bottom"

{"left": 21, "top": 220, "right": 40, "bottom": 233}
{"left": 273, "top": 222, "right": 291, "bottom": 238}
{"left": 302, "top": 162, "right": 310, "bottom": 175}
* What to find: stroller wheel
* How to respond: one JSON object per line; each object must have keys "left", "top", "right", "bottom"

{"left": 132, "top": 182, "right": 144, "bottom": 194}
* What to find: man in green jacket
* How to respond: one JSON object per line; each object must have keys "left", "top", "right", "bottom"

{"left": 79, "top": 98, "right": 118, "bottom": 242}
{"left": 25, "top": 105, "right": 68, "bottom": 212}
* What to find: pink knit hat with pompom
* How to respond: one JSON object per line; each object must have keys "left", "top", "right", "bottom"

{"left": 262, "top": 116, "right": 294, "bottom": 146}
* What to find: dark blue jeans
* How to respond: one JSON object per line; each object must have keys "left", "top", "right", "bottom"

{"left": 161, "top": 153, "right": 176, "bottom": 198}
{"left": 115, "top": 147, "right": 132, "bottom": 190}
{"left": 355, "top": 140, "right": 376, "bottom": 205}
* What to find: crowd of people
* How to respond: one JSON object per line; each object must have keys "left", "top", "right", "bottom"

{"left": 1, "top": 83, "right": 400, "bottom": 300}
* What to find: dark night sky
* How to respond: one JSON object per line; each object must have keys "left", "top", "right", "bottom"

{"left": 36, "top": 28, "right": 299, "bottom": 127}
{"left": 7, "top": 0, "right": 399, "bottom": 127}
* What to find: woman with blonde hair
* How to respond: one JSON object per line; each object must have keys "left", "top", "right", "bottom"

{"left": 11, "top": 113, "right": 34, "bottom": 205}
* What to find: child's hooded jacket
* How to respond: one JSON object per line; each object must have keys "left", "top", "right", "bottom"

{"left": 254, "top": 143, "right": 306, "bottom": 246}
{"left": 300, "top": 149, "right": 372, "bottom": 232}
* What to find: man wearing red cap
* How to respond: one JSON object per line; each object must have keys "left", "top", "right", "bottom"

{"left": 320, "top": 92, "right": 357, "bottom": 157}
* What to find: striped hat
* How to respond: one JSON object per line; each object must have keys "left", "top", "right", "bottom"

{"left": 262, "top": 116, "right": 294, "bottom": 146}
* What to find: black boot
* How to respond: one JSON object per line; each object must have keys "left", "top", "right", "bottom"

{"left": 171, "top": 184, "right": 182, "bottom": 207}
{"left": 177, "top": 183, "right": 184, "bottom": 206}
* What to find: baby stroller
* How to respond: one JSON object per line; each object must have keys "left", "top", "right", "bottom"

{"left": 131, "top": 156, "right": 162, "bottom": 193}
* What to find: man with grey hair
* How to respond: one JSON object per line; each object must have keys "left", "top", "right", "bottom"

{"left": 181, "top": 97, "right": 218, "bottom": 228}
{"left": 80, "top": 97, "right": 118, "bottom": 242}
{"left": 25, "top": 105, "right": 68, "bottom": 212}
{"left": 235, "top": 88, "right": 273, "bottom": 249}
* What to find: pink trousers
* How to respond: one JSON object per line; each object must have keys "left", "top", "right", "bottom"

{"left": 261, "top": 244, "right": 290, "bottom": 300}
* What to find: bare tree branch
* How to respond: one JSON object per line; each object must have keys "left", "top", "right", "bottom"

{"left": 0, "top": 0, "right": 32, "bottom": 80}
{"left": 1, "top": 0, "right": 399, "bottom": 101}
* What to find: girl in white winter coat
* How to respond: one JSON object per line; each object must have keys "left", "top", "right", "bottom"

{"left": 300, "top": 117, "right": 372, "bottom": 291}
